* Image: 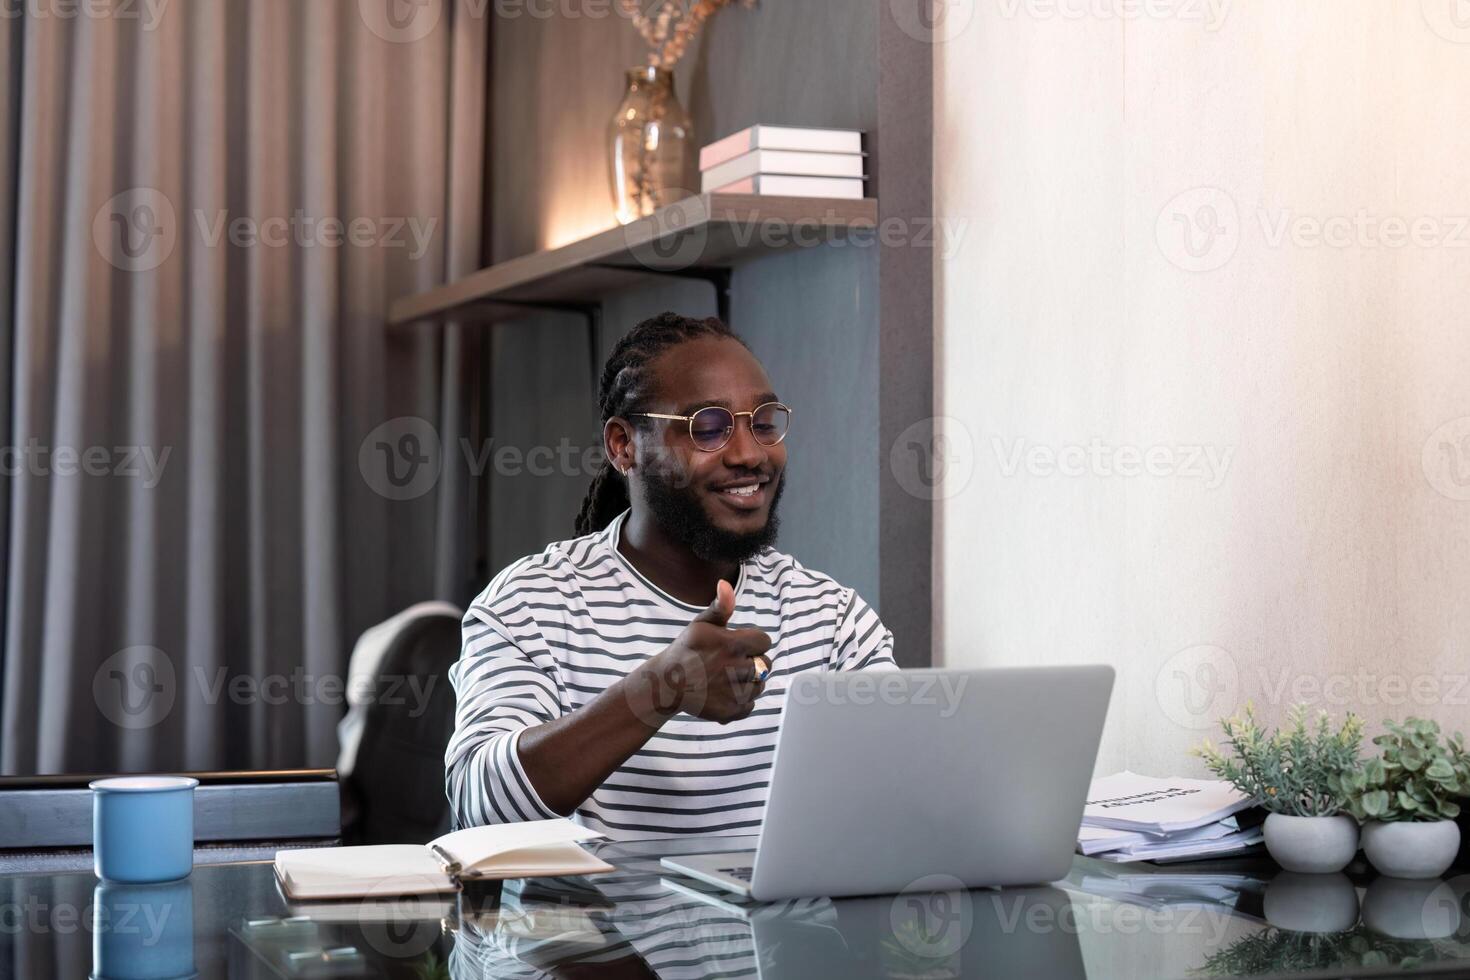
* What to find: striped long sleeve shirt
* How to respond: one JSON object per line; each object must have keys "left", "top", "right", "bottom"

{"left": 445, "top": 509, "right": 897, "bottom": 839}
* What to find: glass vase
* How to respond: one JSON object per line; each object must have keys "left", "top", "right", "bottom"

{"left": 608, "top": 66, "right": 694, "bottom": 225}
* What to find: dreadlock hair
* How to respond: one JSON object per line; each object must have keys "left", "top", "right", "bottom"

{"left": 574, "top": 312, "right": 746, "bottom": 537}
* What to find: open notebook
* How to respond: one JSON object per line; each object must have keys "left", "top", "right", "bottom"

{"left": 275, "top": 819, "right": 614, "bottom": 900}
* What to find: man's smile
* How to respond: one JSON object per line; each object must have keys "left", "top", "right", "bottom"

{"left": 710, "top": 475, "right": 771, "bottom": 512}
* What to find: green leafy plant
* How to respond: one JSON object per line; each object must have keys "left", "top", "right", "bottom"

{"left": 412, "top": 952, "right": 451, "bottom": 980}
{"left": 1196, "top": 926, "right": 1450, "bottom": 977}
{"left": 1340, "top": 718, "right": 1470, "bottom": 822}
{"left": 1193, "top": 704, "right": 1364, "bottom": 817}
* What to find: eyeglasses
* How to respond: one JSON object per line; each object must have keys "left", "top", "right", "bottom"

{"left": 633, "top": 401, "right": 793, "bottom": 453}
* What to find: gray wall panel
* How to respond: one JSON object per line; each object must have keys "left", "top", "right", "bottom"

{"left": 486, "top": 312, "right": 598, "bottom": 570}
{"left": 729, "top": 247, "right": 881, "bottom": 608}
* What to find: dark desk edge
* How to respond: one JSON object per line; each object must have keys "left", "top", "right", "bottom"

{"left": 0, "top": 768, "right": 336, "bottom": 790}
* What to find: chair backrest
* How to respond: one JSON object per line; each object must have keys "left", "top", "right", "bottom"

{"left": 339, "top": 606, "right": 463, "bottom": 844}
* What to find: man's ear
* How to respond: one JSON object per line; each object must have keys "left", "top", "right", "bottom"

{"left": 604, "top": 417, "right": 635, "bottom": 476}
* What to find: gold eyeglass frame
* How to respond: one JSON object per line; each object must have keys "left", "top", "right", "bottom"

{"left": 632, "top": 401, "right": 793, "bottom": 453}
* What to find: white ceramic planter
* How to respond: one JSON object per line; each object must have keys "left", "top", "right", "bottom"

{"left": 1362, "top": 876, "right": 1462, "bottom": 939}
{"left": 1263, "top": 813, "right": 1360, "bottom": 874}
{"left": 1361, "top": 819, "right": 1461, "bottom": 879}
{"left": 1263, "top": 873, "right": 1360, "bottom": 933}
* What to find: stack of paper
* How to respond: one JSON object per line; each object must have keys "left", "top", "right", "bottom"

{"left": 699, "top": 126, "right": 866, "bottom": 199}
{"left": 1079, "top": 772, "right": 1262, "bottom": 864}
{"left": 1074, "top": 870, "right": 1265, "bottom": 916}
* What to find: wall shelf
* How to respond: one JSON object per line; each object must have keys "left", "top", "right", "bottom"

{"left": 387, "top": 193, "right": 879, "bottom": 326}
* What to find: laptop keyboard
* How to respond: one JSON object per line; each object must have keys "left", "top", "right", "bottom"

{"left": 717, "top": 866, "right": 754, "bottom": 882}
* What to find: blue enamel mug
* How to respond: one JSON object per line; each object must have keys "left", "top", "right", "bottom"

{"left": 90, "top": 776, "right": 198, "bottom": 883}
{"left": 92, "top": 878, "right": 196, "bottom": 980}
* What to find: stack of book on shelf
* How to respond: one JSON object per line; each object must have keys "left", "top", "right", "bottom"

{"left": 699, "top": 125, "right": 866, "bottom": 199}
{"left": 1078, "top": 771, "right": 1264, "bottom": 864}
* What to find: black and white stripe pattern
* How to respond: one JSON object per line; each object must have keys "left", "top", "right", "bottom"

{"left": 445, "top": 510, "right": 896, "bottom": 838}
{"left": 449, "top": 839, "right": 837, "bottom": 979}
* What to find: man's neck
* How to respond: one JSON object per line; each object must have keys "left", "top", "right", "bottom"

{"left": 618, "top": 510, "right": 740, "bottom": 607}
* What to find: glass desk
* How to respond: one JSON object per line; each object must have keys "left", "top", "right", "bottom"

{"left": 4, "top": 835, "right": 1470, "bottom": 979}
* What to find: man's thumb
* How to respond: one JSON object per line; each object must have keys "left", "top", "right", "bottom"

{"left": 692, "top": 579, "right": 734, "bottom": 627}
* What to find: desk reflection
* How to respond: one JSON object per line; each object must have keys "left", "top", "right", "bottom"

{"left": 11, "top": 838, "right": 1470, "bottom": 978}
{"left": 448, "top": 861, "right": 1086, "bottom": 980}
{"left": 92, "top": 877, "right": 196, "bottom": 980}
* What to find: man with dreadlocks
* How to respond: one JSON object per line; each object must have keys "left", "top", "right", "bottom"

{"left": 445, "top": 312, "right": 895, "bottom": 838}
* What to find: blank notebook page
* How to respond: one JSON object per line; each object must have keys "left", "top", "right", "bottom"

{"left": 276, "top": 845, "right": 452, "bottom": 900}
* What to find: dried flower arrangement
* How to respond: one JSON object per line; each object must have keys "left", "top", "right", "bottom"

{"left": 616, "top": 0, "right": 757, "bottom": 69}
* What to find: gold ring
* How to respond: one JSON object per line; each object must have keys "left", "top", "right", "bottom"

{"left": 752, "top": 655, "right": 771, "bottom": 681}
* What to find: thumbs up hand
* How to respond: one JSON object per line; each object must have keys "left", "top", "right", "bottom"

{"left": 630, "top": 580, "right": 774, "bottom": 725}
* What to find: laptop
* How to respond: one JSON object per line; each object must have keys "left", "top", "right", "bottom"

{"left": 661, "top": 665, "right": 1114, "bottom": 901}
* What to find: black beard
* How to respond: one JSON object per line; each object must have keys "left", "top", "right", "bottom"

{"left": 639, "top": 467, "right": 784, "bottom": 564}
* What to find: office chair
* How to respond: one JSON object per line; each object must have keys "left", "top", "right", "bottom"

{"left": 337, "top": 602, "right": 463, "bottom": 844}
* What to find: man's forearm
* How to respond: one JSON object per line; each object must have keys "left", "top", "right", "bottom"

{"left": 515, "top": 662, "right": 674, "bottom": 817}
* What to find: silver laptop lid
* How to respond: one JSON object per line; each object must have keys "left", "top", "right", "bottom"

{"left": 750, "top": 665, "right": 1114, "bottom": 901}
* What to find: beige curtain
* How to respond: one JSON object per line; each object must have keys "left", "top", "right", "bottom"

{"left": 0, "top": 0, "right": 486, "bottom": 774}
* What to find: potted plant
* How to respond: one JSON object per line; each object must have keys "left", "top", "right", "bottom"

{"left": 1341, "top": 718, "right": 1470, "bottom": 879}
{"left": 1195, "top": 704, "right": 1364, "bottom": 874}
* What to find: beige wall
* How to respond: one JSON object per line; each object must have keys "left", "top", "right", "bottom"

{"left": 934, "top": 0, "right": 1470, "bottom": 776}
